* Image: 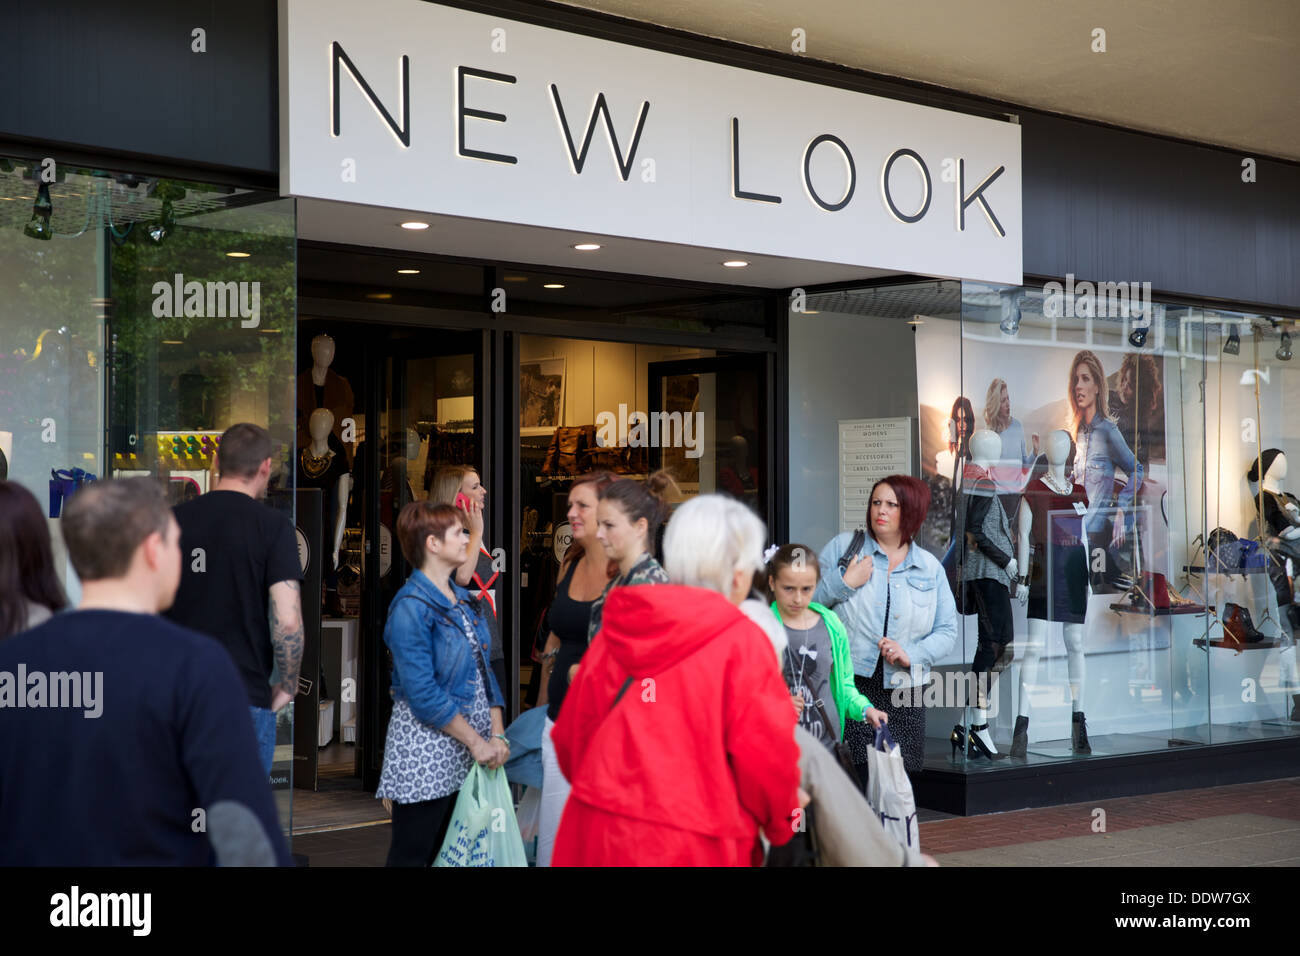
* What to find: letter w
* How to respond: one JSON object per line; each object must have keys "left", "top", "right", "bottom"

{"left": 331, "top": 42, "right": 410, "bottom": 147}
{"left": 549, "top": 85, "right": 649, "bottom": 181}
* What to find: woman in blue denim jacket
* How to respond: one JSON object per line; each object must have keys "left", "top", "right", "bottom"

{"left": 1067, "top": 350, "right": 1143, "bottom": 547}
{"left": 814, "top": 475, "right": 957, "bottom": 778}
{"left": 377, "top": 501, "right": 508, "bottom": 866}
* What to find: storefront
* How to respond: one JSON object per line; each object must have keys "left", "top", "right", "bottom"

{"left": 2, "top": 0, "right": 1297, "bottom": 832}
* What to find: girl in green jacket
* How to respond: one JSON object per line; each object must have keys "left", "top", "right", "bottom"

{"left": 767, "top": 543, "right": 888, "bottom": 748}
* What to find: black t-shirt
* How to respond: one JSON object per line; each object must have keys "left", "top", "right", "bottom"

{"left": 545, "top": 558, "right": 595, "bottom": 722}
{"left": 167, "top": 491, "right": 302, "bottom": 708}
{"left": 0, "top": 610, "right": 291, "bottom": 865}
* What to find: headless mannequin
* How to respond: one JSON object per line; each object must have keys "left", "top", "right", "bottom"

{"left": 1252, "top": 451, "right": 1300, "bottom": 717}
{"left": 959, "top": 430, "right": 1026, "bottom": 757}
{"left": 301, "top": 408, "right": 351, "bottom": 570}
{"left": 1015, "top": 429, "right": 1090, "bottom": 756}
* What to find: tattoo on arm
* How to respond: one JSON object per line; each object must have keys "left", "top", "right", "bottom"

{"left": 269, "top": 580, "right": 304, "bottom": 692}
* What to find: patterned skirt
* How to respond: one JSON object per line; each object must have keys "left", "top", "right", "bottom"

{"left": 377, "top": 681, "right": 491, "bottom": 804}
{"left": 842, "top": 662, "right": 927, "bottom": 774}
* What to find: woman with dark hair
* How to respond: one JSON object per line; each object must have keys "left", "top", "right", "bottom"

{"left": 376, "top": 501, "right": 507, "bottom": 866}
{"left": 0, "top": 480, "right": 68, "bottom": 639}
{"left": 814, "top": 475, "right": 957, "bottom": 779}
{"left": 536, "top": 470, "right": 617, "bottom": 867}
{"left": 585, "top": 471, "right": 675, "bottom": 644}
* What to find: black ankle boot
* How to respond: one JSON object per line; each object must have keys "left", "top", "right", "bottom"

{"left": 1010, "top": 715, "right": 1029, "bottom": 758}
{"left": 1071, "top": 711, "right": 1091, "bottom": 754}
{"left": 1291, "top": 695, "right": 1300, "bottom": 722}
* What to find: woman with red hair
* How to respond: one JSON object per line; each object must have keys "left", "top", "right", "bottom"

{"left": 814, "top": 475, "right": 957, "bottom": 780}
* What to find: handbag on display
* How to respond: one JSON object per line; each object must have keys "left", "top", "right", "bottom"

{"left": 48, "top": 467, "right": 97, "bottom": 518}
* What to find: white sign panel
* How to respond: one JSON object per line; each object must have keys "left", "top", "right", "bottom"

{"left": 279, "top": 0, "right": 1022, "bottom": 285}
{"left": 839, "top": 417, "right": 912, "bottom": 533}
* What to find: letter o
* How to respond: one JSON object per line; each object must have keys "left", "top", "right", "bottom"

{"left": 881, "top": 148, "right": 932, "bottom": 223}
{"left": 802, "top": 134, "right": 856, "bottom": 212}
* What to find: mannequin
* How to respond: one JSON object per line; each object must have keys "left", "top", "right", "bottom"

{"left": 297, "top": 334, "right": 355, "bottom": 465}
{"left": 297, "top": 408, "right": 352, "bottom": 574}
{"left": 955, "top": 429, "right": 1025, "bottom": 758}
{"left": 1248, "top": 449, "right": 1300, "bottom": 720}
{"left": 1014, "top": 429, "right": 1091, "bottom": 756}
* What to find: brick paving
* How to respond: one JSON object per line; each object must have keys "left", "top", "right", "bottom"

{"left": 919, "top": 777, "right": 1300, "bottom": 855}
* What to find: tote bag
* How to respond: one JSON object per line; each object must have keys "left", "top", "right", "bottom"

{"left": 434, "top": 764, "right": 527, "bottom": 867}
{"left": 865, "top": 724, "right": 920, "bottom": 852}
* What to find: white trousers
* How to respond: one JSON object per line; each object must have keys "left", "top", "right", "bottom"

{"left": 537, "top": 716, "right": 571, "bottom": 868}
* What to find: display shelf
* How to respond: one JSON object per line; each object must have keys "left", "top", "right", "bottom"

{"left": 1183, "top": 565, "right": 1270, "bottom": 575}
{"left": 1192, "top": 637, "right": 1283, "bottom": 651}
{"left": 1109, "top": 602, "right": 1209, "bottom": 616}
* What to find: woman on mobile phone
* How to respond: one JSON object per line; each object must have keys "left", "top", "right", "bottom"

{"left": 430, "top": 466, "right": 504, "bottom": 694}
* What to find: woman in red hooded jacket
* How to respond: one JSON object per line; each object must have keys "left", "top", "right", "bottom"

{"left": 551, "top": 494, "right": 803, "bottom": 867}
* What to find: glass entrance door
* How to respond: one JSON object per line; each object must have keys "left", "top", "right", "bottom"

{"left": 350, "top": 326, "right": 485, "bottom": 791}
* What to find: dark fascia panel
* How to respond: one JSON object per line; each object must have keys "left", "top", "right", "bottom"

{"left": 0, "top": 0, "right": 277, "bottom": 178}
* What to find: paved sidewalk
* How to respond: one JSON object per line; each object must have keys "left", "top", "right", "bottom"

{"left": 292, "top": 777, "right": 1300, "bottom": 866}
{"left": 920, "top": 777, "right": 1300, "bottom": 866}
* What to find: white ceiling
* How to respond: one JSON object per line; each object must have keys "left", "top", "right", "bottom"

{"left": 551, "top": 0, "right": 1300, "bottom": 162}
{"left": 297, "top": 198, "right": 894, "bottom": 289}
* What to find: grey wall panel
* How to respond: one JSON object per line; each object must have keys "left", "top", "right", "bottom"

{"left": 0, "top": 0, "right": 276, "bottom": 176}
{"left": 1022, "top": 113, "right": 1300, "bottom": 311}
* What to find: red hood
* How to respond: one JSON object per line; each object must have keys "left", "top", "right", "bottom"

{"left": 598, "top": 584, "right": 754, "bottom": 674}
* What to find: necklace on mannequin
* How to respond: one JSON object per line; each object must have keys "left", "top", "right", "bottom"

{"left": 301, "top": 447, "right": 333, "bottom": 479}
{"left": 1041, "top": 471, "right": 1071, "bottom": 495}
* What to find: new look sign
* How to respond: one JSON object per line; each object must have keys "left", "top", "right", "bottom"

{"left": 279, "top": 0, "right": 1022, "bottom": 285}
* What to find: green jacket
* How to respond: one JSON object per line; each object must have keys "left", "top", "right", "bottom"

{"left": 770, "top": 600, "right": 872, "bottom": 737}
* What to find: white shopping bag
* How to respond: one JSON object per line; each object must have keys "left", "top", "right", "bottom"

{"left": 865, "top": 724, "right": 920, "bottom": 852}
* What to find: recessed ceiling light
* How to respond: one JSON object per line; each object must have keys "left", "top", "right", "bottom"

{"left": 225, "top": 251, "right": 251, "bottom": 258}
{"left": 803, "top": 310, "right": 820, "bottom": 315}
{"left": 366, "top": 292, "right": 393, "bottom": 300}
{"left": 503, "top": 276, "right": 528, "bottom": 282}
{"left": 400, "top": 221, "right": 429, "bottom": 230}
{"left": 573, "top": 243, "right": 601, "bottom": 251}
{"left": 543, "top": 283, "right": 565, "bottom": 289}
{"left": 396, "top": 268, "right": 421, "bottom": 275}
{"left": 258, "top": 329, "right": 282, "bottom": 334}
{"left": 162, "top": 340, "right": 183, "bottom": 345}
{"left": 907, "top": 317, "right": 925, "bottom": 326}
{"left": 722, "top": 260, "right": 749, "bottom": 268}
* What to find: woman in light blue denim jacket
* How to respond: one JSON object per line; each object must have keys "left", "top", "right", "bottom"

{"left": 1067, "top": 350, "right": 1143, "bottom": 546}
{"left": 814, "top": 475, "right": 957, "bottom": 778}
{"left": 377, "top": 502, "right": 508, "bottom": 866}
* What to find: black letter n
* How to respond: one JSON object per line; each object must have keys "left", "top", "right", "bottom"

{"left": 332, "top": 42, "right": 410, "bottom": 147}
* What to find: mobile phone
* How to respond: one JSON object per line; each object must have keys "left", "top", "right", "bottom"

{"left": 454, "top": 492, "right": 472, "bottom": 510}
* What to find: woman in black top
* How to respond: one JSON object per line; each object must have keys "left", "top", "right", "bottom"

{"left": 536, "top": 470, "right": 616, "bottom": 867}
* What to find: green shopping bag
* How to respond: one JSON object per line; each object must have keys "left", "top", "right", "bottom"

{"left": 434, "top": 764, "right": 527, "bottom": 867}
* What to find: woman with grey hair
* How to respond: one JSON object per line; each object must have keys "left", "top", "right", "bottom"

{"left": 549, "top": 494, "right": 803, "bottom": 866}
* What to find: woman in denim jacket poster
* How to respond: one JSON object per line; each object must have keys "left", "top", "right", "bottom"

{"left": 815, "top": 475, "right": 957, "bottom": 780}
{"left": 1067, "top": 350, "right": 1143, "bottom": 587}
{"left": 376, "top": 501, "right": 508, "bottom": 866}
